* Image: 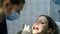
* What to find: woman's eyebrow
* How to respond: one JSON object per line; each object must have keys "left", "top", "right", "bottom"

{"left": 39, "top": 19, "right": 43, "bottom": 22}
{"left": 36, "top": 20, "right": 43, "bottom": 23}
{"left": 39, "top": 20, "right": 47, "bottom": 23}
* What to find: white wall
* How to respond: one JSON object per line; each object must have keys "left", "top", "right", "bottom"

{"left": 50, "top": 0, "right": 60, "bottom": 34}
{"left": 50, "top": 0, "right": 60, "bottom": 22}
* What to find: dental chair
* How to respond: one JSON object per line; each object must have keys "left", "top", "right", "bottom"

{"left": 56, "top": 22, "right": 60, "bottom": 34}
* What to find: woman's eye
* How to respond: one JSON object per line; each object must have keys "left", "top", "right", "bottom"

{"left": 40, "top": 22, "right": 45, "bottom": 24}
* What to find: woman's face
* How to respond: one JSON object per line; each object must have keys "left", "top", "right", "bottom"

{"left": 32, "top": 16, "right": 49, "bottom": 34}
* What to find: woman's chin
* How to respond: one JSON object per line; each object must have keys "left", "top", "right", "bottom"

{"left": 32, "top": 30, "right": 42, "bottom": 34}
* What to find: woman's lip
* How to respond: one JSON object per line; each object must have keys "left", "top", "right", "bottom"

{"left": 33, "top": 27, "right": 39, "bottom": 30}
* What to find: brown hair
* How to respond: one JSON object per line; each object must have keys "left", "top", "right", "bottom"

{"left": 38, "top": 15, "right": 59, "bottom": 34}
{"left": 0, "top": 0, "right": 4, "bottom": 7}
{"left": 10, "top": 0, "right": 25, "bottom": 5}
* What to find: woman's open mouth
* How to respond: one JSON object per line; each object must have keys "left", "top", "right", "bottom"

{"left": 33, "top": 27, "right": 39, "bottom": 30}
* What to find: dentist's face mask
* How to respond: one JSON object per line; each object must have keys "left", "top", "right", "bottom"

{"left": 5, "top": 10, "right": 20, "bottom": 21}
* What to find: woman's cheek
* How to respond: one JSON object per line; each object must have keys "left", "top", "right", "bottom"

{"left": 40, "top": 24, "right": 48, "bottom": 29}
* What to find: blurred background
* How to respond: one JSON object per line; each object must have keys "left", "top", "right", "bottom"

{"left": 5, "top": 0, "right": 60, "bottom": 34}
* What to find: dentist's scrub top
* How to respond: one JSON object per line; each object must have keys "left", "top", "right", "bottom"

{"left": 6, "top": 11, "right": 23, "bottom": 34}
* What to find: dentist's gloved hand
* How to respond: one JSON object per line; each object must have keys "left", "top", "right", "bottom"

{"left": 22, "top": 25, "right": 31, "bottom": 34}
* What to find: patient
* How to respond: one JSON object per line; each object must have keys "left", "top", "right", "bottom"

{"left": 32, "top": 15, "right": 58, "bottom": 34}
{"left": 17, "top": 15, "right": 58, "bottom": 34}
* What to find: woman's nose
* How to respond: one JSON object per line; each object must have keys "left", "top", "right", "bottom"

{"left": 35, "top": 22, "right": 39, "bottom": 25}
